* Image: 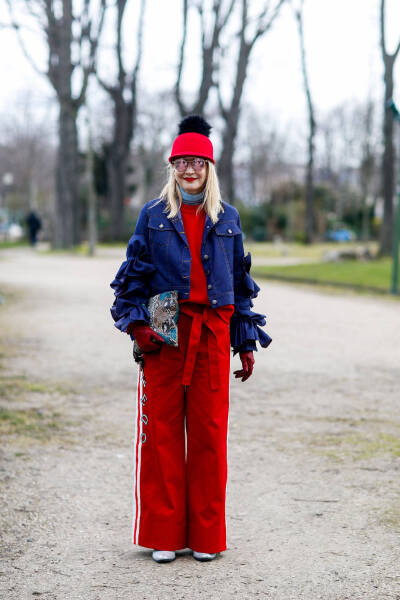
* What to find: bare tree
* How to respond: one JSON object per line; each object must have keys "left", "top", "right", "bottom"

{"left": 238, "top": 105, "right": 293, "bottom": 205}
{"left": 84, "top": 106, "right": 97, "bottom": 255}
{"left": 132, "top": 91, "right": 178, "bottom": 207}
{"left": 359, "top": 99, "right": 376, "bottom": 241}
{"left": 0, "top": 92, "right": 56, "bottom": 237}
{"left": 317, "top": 100, "right": 381, "bottom": 236}
{"left": 293, "top": 0, "right": 316, "bottom": 243}
{"left": 175, "top": 0, "right": 235, "bottom": 117}
{"left": 217, "top": 0, "right": 286, "bottom": 204}
{"left": 97, "top": 0, "right": 146, "bottom": 241}
{"left": 6, "top": 0, "right": 106, "bottom": 248}
{"left": 379, "top": 0, "right": 400, "bottom": 254}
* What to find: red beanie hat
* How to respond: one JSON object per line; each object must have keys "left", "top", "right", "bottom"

{"left": 169, "top": 115, "right": 214, "bottom": 163}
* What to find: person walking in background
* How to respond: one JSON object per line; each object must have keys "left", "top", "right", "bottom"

{"left": 25, "top": 210, "right": 42, "bottom": 246}
{"left": 110, "top": 115, "right": 272, "bottom": 563}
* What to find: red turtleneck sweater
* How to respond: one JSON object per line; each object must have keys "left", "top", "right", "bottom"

{"left": 180, "top": 203, "right": 210, "bottom": 305}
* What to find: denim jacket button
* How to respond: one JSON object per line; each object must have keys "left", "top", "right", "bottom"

{"left": 227, "top": 228, "right": 232, "bottom": 234}
{"left": 203, "top": 254, "right": 209, "bottom": 260}
{"left": 207, "top": 284, "right": 212, "bottom": 289}
{"left": 212, "top": 299, "right": 217, "bottom": 305}
{"left": 159, "top": 223, "right": 164, "bottom": 228}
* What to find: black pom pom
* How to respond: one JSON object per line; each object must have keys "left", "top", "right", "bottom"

{"left": 178, "top": 115, "right": 212, "bottom": 137}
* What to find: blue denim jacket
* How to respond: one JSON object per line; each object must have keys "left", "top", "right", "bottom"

{"left": 110, "top": 198, "right": 272, "bottom": 354}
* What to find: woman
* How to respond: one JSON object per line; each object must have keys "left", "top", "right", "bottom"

{"left": 110, "top": 115, "right": 272, "bottom": 563}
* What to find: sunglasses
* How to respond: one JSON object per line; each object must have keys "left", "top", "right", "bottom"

{"left": 172, "top": 158, "right": 206, "bottom": 173}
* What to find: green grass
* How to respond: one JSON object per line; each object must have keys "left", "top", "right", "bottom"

{"left": 252, "top": 258, "right": 395, "bottom": 293}
{"left": 0, "top": 406, "right": 62, "bottom": 440}
{"left": 0, "top": 238, "right": 380, "bottom": 258}
{"left": 0, "top": 240, "right": 29, "bottom": 250}
{"left": 38, "top": 243, "right": 89, "bottom": 256}
{"left": 38, "top": 241, "right": 127, "bottom": 255}
{"left": 245, "top": 241, "right": 378, "bottom": 260}
{"left": 0, "top": 373, "right": 76, "bottom": 403}
{"left": 309, "top": 431, "right": 400, "bottom": 462}
{"left": 97, "top": 241, "right": 127, "bottom": 248}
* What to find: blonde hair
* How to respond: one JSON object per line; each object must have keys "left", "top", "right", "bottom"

{"left": 159, "top": 160, "right": 224, "bottom": 223}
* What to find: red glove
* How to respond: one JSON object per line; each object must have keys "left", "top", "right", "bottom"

{"left": 233, "top": 351, "right": 255, "bottom": 382}
{"left": 126, "top": 322, "right": 164, "bottom": 353}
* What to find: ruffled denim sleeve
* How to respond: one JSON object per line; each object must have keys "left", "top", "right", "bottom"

{"left": 110, "top": 205, "right": 155, "bottom": 334}
{"left": 230, "top": 217, "right": 272, "bottom": 355}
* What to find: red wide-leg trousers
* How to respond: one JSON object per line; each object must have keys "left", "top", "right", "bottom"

{"left": 132, "top": 304, "right": 232, "bottom": 553}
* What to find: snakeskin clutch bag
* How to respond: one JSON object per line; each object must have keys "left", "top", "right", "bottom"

{"left": 133, "top": 291, "right": 179, "bottom": 363}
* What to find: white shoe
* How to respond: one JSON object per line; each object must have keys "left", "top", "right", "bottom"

{"left": 192, "top": 550, "right": 217, "bottom": 561}
{"left": 152, "top": 550, "right": 176, "bottom": 563}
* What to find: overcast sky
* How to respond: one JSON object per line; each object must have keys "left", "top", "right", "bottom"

{"left": 1, "top": 0, "right": 400, "bottom": 131}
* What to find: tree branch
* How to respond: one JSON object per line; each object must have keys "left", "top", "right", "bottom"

{"left": 216, "top": 81, "right": 228, "bottom": 120}
{"left": 295, "top": 1, "right": 316, "bottom": 132}
{"left": 380, "top": 0, "right": 400, "bottom": 61}
{"left": 175, "top": 0, "right": 189, "bottom": 116}
{"left": 132, "top": 0, "right": 146, "bottom": 83}
{"left": 208, "top": 0, "right": 222, "bottom": 49}
{"left": 22, "top": 0, "right": 45, "bottom": 25}
{"left": 116, "top": 0, "right": 128, "bottom": 89}
{"left": 5, "top": 0, "right": 46, "bottom": 77}
{"left": 241, "top": 0, "right": 248, "bottom": 41}
{"left": 393, "top": 37, "right": 400, "bottom": 60}
{"left": 219, "top": 0, "right": 236, "bottom": 30}
{"left": 380, "top": 0, "right": 387, "bottom": 58}
{"left": 43, "top": 0, "right": 57, "bottom": 38}
{"left": 195, "top": 0, "right": 206, "bottom": 49}
{"left": 97, "top": 75, "right": 116, "bottom": 97}
{"left": 130, "top": 0, "right": 146, "bottom": 130}
{"left": 253, "top": 0, "right": 272, "bottom": 28}
{"left": 253, "top": 0, "right": 286, "bottom": 45}
{"left": 75, "top": 0, "right": 107, "bottom": 108}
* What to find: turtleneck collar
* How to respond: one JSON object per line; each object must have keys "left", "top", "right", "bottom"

{"left": 179, "top": 185, "right": 205, "bottom": 205}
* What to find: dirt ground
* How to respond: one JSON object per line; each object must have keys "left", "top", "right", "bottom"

{"left": 0, "top": 246, "right": 399, "bottom": 600}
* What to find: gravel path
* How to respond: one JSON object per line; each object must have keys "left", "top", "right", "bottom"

{"left": 0, "top": 247, "right": 399, "bottom": 600}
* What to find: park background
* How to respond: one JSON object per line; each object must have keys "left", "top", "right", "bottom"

{"left": 1, "top": 2, "right": 400, "bottom": 599}
{"left": 1, "top": 0, "right": 400, "bottom": 294}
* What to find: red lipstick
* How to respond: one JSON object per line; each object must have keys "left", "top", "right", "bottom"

{"left": 185, "top": 178, "right": 196, "bottom": 182}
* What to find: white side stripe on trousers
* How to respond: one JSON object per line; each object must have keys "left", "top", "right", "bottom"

{"left": 132, "top": 364, "right": 144, "bottom": 544}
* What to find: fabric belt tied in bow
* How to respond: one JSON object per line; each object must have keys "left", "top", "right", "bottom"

{"left": 179, "top": 303, "right": 224, "bottom": 391}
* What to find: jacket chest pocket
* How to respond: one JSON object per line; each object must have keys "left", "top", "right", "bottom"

{"left": 148, "top": 221, "right": 174, "bottom": 251}
{"left": 214, "top": 220, "right": 241, "bottom": 273}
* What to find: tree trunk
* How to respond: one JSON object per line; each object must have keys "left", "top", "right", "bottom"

{"left": 107, "top": 147, "right": 128, "bottom": 241}
{"left": 295, "top": 1, "right": 316, "bottom": 244}
{"left": 305, "top": 121, "right": 315, "bottom": 243}
{"left": 379, "top": 0, "right": 400, "bottom": 255}
{"left": 86, "top": 111, "right": 97, "bottom": 255}
{"left": 105, "top": 92, "right": 131, "bottom": 241}
{"left": 55, "top": 103, "right": 79, "bottom": 248}
{"left": 219, "top": 128, "right": 236, "bottom": 203}
{"left": 360, "top": 172, "right": 370, "bottom": 242}
{"left": 97, "top": 0, "right": 145, "bottom": 241}
{"left": 218, "top": 42, "right": 250, "bottom": 204}
{"left": 217, "top": 0, "right": 285, "bottom": 205}
{"left": 380, "top": 56, "right": 395, "bottom": 254}
{"left": 7, "top": 0, "right": 106, "bottom": 248}
{"left": 360, "top": 101, "right": 375, "bottom": 242}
